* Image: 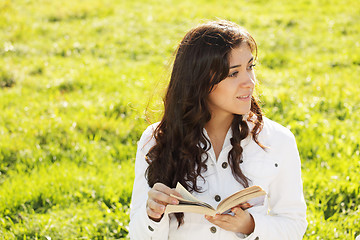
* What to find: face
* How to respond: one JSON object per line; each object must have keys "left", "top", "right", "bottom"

{"left": 207, "top": 43, "right": 256, "bottom": 119}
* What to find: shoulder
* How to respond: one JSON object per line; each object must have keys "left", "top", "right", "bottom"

{"left": 140, "top": 122, "right": 160, "bottom": 139}
{"left": 260, "top": 116, "right": 296, "bottom": 146}
{"left": 137, "top": 122, "right": 160, "bottom": 152}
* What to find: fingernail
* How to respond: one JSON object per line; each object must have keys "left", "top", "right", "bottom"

{"left": 172, "top": 200, "right": 179, "bottom": 204}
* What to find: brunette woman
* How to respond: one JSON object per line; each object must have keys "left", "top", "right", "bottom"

{"left": 129, "top": 20, "right": 307, "bottom": 239}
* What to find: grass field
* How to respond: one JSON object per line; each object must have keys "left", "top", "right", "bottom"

{"left": 1, "top": 0, "right": 359, "bottom": 239}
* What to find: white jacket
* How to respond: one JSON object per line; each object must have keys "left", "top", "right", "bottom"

{"left": 129, "top": 117, "right": 307, "bottom": 240}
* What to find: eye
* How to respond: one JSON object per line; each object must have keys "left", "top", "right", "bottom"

{"left": 248, "top": 64, "right": 256, "bottom": 70}
{"left": 228, "top": 71, "right": 238, "bottom": 78}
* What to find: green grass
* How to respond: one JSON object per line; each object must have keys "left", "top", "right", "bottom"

{"left": 1, "top": 0, "right": 359, "bottom": 239}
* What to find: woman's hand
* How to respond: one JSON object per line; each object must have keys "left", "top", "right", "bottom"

{"left": 205, "top": 207, "right": 255, "bottom": 234}
{"left": 146, "top": 183, "right": 181, "bottom": 222}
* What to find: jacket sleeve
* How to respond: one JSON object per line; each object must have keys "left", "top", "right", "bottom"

{"left": 241, "top": 129, "right": 308, "bottom": 240}
{"left": 128, "top": 125, "right": 170, "bottom": 240}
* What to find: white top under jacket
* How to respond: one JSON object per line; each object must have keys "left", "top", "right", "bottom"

{"left": 129, "top": 117, "right": 308, "bottom": 240}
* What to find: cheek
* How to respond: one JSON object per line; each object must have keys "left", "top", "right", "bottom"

{"left": 208, "top": 87, "right": 229, "bottom": 104}
{"left": 208, "top": 92, "right": 220, "bottom": 106}
{"left": 207, "top": 79, "right": 237, "bottom": 104}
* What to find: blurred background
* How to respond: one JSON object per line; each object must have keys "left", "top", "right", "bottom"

{"left": 0, "top": 0, "right": 359, "bottom": 239}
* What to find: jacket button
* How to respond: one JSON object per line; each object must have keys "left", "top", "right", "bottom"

{"left": 255, "top": 237, "right": 259, "bottom": 240}
{"left": 240, "top": 160, "right": 243, "bottom": 163}
{"left": 148, "top": 225, "right": 154, "bottom": 232}
{"left": 275, "top": 163, "right": 278, "bottom": 167}
{"left": 222, "top": 162, "right": 228, "bottom": 169}
{"left": 210, "top": 226, "right": 217, "bottom": 233}
{"left": 214, "top": 195, "right": 221, "bottom": 202}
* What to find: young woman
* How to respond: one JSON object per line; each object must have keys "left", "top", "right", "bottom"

{"left": 129, "top": 20, "right": 307, "bottom": 239}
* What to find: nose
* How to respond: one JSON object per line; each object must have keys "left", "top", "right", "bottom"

{"left": 240, "top": 71, "right": 255, "bottom": 88}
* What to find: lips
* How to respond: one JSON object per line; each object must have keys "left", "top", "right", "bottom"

{"left": 236, "top": 94, "right": 251, "bottom": 99}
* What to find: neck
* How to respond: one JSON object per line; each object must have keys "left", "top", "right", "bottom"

{"left": 205, "top": 113, "right": 234, "bottom": 138}
{"left": 204, "top": 113, "right": 234, "bottom": 160}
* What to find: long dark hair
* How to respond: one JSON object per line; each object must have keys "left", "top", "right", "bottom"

{"left": 145, "top": 20, "right": 264, "bottom": 225}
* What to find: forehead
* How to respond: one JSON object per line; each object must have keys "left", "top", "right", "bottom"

{"left": 228, "top": 44, "right": 253, "bottom": 64}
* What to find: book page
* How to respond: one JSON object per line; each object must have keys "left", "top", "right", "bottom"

{"left": 165, "top": 204, "right": 217, "bottom": 216}
{"left": 170, "top": 182, "right": 214, "bottom": 209}
{"left": 174, "top": 182, "right": 201, "bottom": 202}
{"left": 216, "top": 185, "right": 264, "bottom": 211}
{"left": 217, "top": 191, "right": 266, "bottom": 214}
{"left": 170, "top": 195, "right": 214, "bottom": 210}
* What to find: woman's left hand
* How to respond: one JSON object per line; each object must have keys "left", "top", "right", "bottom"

{"left": 205, "top": 207, "right": 255, "bottom": 235}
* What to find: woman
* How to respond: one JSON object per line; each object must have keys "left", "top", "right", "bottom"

{"left": 129, "top": 20, "right": 307, "bottom": 239}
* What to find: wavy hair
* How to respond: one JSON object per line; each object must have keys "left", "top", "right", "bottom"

{"left": 145, "top": 20, "right": 264, "bottom": 225}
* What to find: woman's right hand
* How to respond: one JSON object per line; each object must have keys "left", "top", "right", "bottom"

{"left": 146, "top": 183, "right": 181, "bottom": 222}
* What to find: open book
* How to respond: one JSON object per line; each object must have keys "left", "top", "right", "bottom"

{"left": 165, "top": 182, "right": 266, "bottom": 217}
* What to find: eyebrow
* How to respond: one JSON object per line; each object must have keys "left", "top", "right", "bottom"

{"left": 229, "top": 57, "right": 254, "bottom": 69}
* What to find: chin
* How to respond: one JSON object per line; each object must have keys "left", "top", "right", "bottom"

{"left": 236, "top": 108, "right": 251, "bottom": 116}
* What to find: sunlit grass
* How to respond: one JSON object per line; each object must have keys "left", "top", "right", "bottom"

{"left": 0, "top": 0, "right": 359, "bottom": 239}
